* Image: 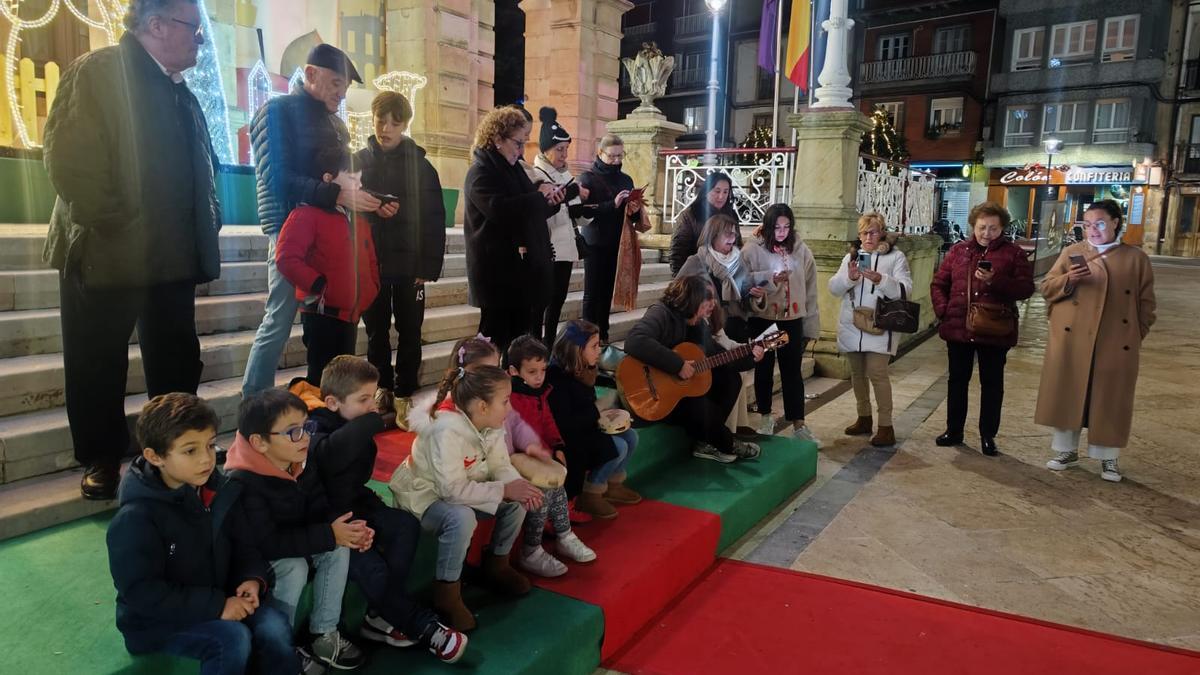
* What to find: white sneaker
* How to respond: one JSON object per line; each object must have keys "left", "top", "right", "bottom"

{"left": 757, "top": 413, "right": 776, "bottom": 436}
{"left": 555, "top": 531, "right": 597, "bottom": 563}
{"left": 693, "top": 442, "right": 737, "bottom": 464}
{"left": 1046, "top": 451, "right": 1079, "bottom": 471}
{"left": 792, "top": 424, "right": 822, "bottom": 448}
{"left": 519, "top": 545, "right": 567, "bottom": 577}
{"left": 1100, "top": 459, "right": 1123, "bottom": 483}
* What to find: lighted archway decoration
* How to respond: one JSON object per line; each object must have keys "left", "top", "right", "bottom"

{"left": 346, "top": 70, "right": 428, "bottom": 151}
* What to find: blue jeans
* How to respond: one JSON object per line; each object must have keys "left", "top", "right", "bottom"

{"left": 242, "top": 233, "right": 299, "bottom": 396}
{"left": 588, "top": 428, "right": 637, "bottom": 487}
{"left": 349, "top": 506, "right": 439, "bottom": 640}
{"left": 420, "top": 500, "right": 526, "bottom": 582}
{"left": 269, "top": 547, "right": 350, "bottom": 635}
{"left": 161, "top": 604, "right": 297, "bottom": 675}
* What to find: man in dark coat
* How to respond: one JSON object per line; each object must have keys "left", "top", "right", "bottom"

{"left": 241, "top": 43, "right": 381, "bottom": 396}
{"left": 42, "top": 0, "right": 222, "bottom": 499}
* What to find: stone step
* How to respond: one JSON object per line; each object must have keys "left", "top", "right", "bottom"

{"left": 0, "top": 264, "right": 671, "bottom": 358}
{"left": 0, "top": 303, "right": 660, "bottom": 485}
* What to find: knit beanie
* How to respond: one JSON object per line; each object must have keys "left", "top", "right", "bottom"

{"left": 538, "top": 106, "right": 572, "bottom": 152}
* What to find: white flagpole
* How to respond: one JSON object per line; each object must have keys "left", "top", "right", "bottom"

{"left": 771, "top": 0, "right": 784, "bottom": 146}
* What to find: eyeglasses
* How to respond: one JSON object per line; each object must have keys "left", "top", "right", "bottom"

{"left": 170, "top": 17, "right": 205, "bottom": 39}
{"left": 504, "top": 136, "right": 529, "bottom": 147}
{"left": 270, "top": 419, "right": 319, "bottom": 442}
{"left": 602, "top": 150, "right": 625, "bottom": 160}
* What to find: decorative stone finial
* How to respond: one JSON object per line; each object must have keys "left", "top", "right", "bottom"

{"left": 622, "top": 42, "right": 675, "bottom": 117}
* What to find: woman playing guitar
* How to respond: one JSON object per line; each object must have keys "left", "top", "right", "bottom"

{"left": 624, "top": 276, "right": 765, "bottom": 464}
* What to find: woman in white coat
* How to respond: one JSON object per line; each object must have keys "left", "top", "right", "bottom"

{"left": 827, "top": 212, "right": 913, "bottom": 447}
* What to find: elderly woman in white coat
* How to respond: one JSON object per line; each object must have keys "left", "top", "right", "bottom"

{"left": 828, "top": 212, "right": 913, "bottom": 447}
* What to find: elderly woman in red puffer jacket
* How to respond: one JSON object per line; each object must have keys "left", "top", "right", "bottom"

{"left": 930, "top": 202, "right": 1034, "bottom": 457}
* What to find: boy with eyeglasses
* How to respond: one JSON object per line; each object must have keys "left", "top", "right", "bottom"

{"left": 226, "top": 389, "right": 370, "bottom": 671}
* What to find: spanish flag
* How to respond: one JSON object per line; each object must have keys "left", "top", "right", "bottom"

{"left": 784, "top": 0, "right": 811, "bottom": 89}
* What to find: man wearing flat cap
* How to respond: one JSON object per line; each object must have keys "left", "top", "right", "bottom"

{"left": 243, "top": 44, "right": 387, "bottom": 395}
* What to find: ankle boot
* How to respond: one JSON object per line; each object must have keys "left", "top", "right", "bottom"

{"left": 481, "top": 552, "right": 531, "bottom": 597}
{"left": 576, "top": 485, "right": 617, "bottom": 519}
{"left": 432, "top": 580, "right": 476, "bottom": 632}
{"left": 605, "top": 473, "right": 642, "bottom": 505}
{"left": 870, "top": 425, "right": 896, "bottom": 447}
{"left": 844, "top": 416, "right": 873, "bottom": 436}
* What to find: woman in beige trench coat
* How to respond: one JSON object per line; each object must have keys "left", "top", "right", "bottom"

{"left": 1035, "top": 199, "right": 1156, "bottom": 483}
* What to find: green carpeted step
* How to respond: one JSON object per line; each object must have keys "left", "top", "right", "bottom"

{"left": 628, "top": 434, "right": 818, "bottom": 552}
{"left": 624, "top": 423, "right": 693, "bottom": 484}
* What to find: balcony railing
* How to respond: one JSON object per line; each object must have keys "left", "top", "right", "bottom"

{"left": 623, "top": 22, "right": 656, "bottom": 41}
{"left": 660, "top": 147, "right": 796, "bottom": 228}
{"left": 675, "top": 13, "right": 710, "bottom": 36}
{"left": 1004, "top": 132, "right": 1035, "bottom": 148}
{"left": 673, "top": 67, "right": 707, "bottom": 89}
{"left": 859, "top": 51, "right": 977, "bottom": 84}
{"left": 1042, "top": 129, "right": 1088, "bottom": 145}
{"left": 857, "top": 155, "right": 937, "bottom": 235}
{"left": 1092, "top": 128, "right": 1132, "bottom": 144}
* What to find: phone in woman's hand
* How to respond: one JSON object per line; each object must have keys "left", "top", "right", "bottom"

{"left": 977, "top": 260, "right": 993, "bottom": 271}
{"left": 857, "top": 252, "right": 872, "bottom": 269}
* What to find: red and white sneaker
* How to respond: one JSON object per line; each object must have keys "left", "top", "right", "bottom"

{"left": 568, "top": 499, "right": 592, "bottom": 524}
{"left": 424, "top": 622, "right": 468, "bottom": 664}
{"left": 360, "top": 612, "right": 417, "bottom": 648}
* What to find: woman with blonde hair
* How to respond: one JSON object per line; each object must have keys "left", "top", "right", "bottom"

{"left": 463, "top": 105, "right": 566, "bottom": 351}
{"left": 828, "top": 212, "right": 912, "bottom": 447}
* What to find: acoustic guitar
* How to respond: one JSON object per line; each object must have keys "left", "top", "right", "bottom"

{"left": 616, "top": 331, "right": 790, "bottom": 421}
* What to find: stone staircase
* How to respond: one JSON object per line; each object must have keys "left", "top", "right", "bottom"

{"left": 0, "top": 223, "right": 674, "bottom": 538}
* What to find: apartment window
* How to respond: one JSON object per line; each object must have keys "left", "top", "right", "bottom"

{"left": 683, "top": 105, "right": 708, "bottom": 132}
{"left": 878, "top": 33, "right": 911, "bottom": 61}
{"left": 1102, "top": 15, "right": 1138, "bottom": 62}
{"left": 929, "top": 97, "right": 964, "bottom": 128}
{"left": 1049, "top": 21, "right": 1097, "bottom": 65}
{"left": 1093, "top": 99, "right": 1131, "bottom": 143}
{"left": 1043, "top": 101, "right": 1088, "bottom": 143}
{"left": 875, "top": 101, "right": 905, "bottom": 130}
{"left": 753, "top": 113, "right": 773, "bottom": 131}
{"left": 1012, "top": 28, "right": 1044, "bottom": 71}
{"left": 1004, "top": 106, "right": 1035, "bottom": 147}
{"left": 934, "top": 26, "right": 970, "bottom": 54}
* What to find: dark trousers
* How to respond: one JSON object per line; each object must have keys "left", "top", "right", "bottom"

{"left": 748, "top": 317, "right": 808, "bottom": 421}
{"left": 945, "top": 340, "right": 1009, "bottom": 438}
{"left": 160, "top": 604, "right": 297, "bottom": 675}
{"left": 59, "top": 276, "right": 202, "bottom": 467}
{"left": 349, "top": 506, "right": 438, "bottom": 640}
{"left": 300, "top": 312, "right": 358, "bottom": 385}
{"left": 582, "top": 247, "right": 618, "bottom": 342}
{"left": 666, "top": 364, "right": 742, "bottom": 452}
{"left": 537, "top": 261, "right": 574, "bottom": 346}
{"left": 478, "top": 305, "right": 533, "bottom": 355}
{"left": 362, "top": 278, "right": 426, "bottom": 396}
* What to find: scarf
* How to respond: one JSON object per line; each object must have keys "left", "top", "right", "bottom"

{"left": 1089, "top": 239, "right": 1121, "bottom": 254}
{"left": 710, "top": 246, "right": 742, "bottom": 278}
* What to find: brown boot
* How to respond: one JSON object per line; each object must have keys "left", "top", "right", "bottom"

{"left": 432, "top": 580, "right": 476, "bottom": 632}
{"left": 870, "top": 425, "right": 896, "bottom": 447}
{"left": 605, "top": 481, "right": 642, "bottom": 505}
{"left": 576, "top": 486, "right": 617, "bottom": 519}
{"left": 844, "top": 416, "right": 873, "bottom": 436}
{"left": 481, "top": 552, "right": 531, "bottom": 597}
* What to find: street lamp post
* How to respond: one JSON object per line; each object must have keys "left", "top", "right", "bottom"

{"left": 704, "top": 0, "right": 727, "bottom": 155}
{"left": 1043, "top": 137, "right": 1063, "bottom": 192}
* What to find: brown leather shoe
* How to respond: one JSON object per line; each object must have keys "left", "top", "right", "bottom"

{"left": 481, "top": 552, "right": 531, "bottom": 597}
{"left": 605, "top": 481, "right": 642, "bottom": 505}
{"left": 844, "top": 416, "right": 873, "bottom": 436}
{"left": 80, "top": 463, "right": 120, "bottom": 501}
{"left": 575, "top": 490, "right": 617, "bottom": 519}
{"left": 432, "top": 580, "right": 476, "bottom": 631}
{"left": 870, "top": 425, "right": 896, "bottom": 447}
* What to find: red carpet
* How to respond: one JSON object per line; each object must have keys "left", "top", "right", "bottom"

{"left": 373, "top": 429, "right": 416, "bottom": 482}
{"left": 610, "top": 559, "right": 1200, "bottom": 675}
{"left": 532, "top": 499, "right": 721, "bottom": 660}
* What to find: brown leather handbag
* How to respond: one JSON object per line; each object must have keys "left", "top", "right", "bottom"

{"left": 966, "top": 269, "right": 1016, "bottom": 337}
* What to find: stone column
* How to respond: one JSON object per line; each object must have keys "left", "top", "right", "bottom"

{"left": 385, "top": 0, "right": 496, "bottom": 221}
{"left": 521, "top": 0, "right": 632, "bottom": 175}
{"left": 789, "top": 109, "right": 872, "bottom": 378}
{"left": 607, "top": 112, "right": 687, "bottom": 246}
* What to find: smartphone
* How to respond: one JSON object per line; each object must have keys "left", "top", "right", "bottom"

{"left": 857, "top": 252, "right": 872, "bottom": 268}
{"left": 977, "top": 260, "right": 993, "bottom": 271}
{"left": 364, "top": 189, "right": 399, "bottom": 205}
{"left": 1068, "top": 254, "right": 1087, "bottom": 269}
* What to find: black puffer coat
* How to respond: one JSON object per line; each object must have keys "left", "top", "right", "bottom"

{"left": 578, "top": 158, "right": 638, "bottom": 251}
{"left": 545, "top": 363, "right": 619, "bottom": 497}
{"left": 250, "top": 85, "right": 350, "bottom": 235}
{"left": 462, "top": 147, "right": 556, "bottom": 308}
{"left": 228, "top": 463, "right": 337, "bottom": 561}
{"left": 307, "top": 407, "right": 387, "bottom": 518}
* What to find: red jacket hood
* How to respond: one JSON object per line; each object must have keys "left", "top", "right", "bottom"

{"left": 224, "top": 432, "right": 304, "bottom": 482}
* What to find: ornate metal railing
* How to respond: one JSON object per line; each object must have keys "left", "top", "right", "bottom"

{"left": 859, "top": 51, "right": 976, "bottom": 84}
{"left": 660, "top": 147, "right": 796, "bottom": 228}
{"left": 856, "top": 154, "right": 937, "bottom": 234}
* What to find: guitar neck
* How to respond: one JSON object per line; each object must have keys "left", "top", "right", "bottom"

{"left": 696, "top": 343, "right": 755, "bottom": 373}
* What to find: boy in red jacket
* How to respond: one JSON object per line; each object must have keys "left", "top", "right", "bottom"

{"left": 506, "top": 335, "right": 596, "bottom": 577}
{"left": 276, "top": 148, "right": 380, "bottom": 385}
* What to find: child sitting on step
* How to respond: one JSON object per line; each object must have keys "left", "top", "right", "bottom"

{"left": 546, "top": 320, "right": 642, "bottom": 520}
{"left": 107, "top": 393, "right": 300, "bottom": 673}
{"left": 225, "top": 388, "right": 367, "bottom": 671}
{"left": 308, "top": 356, "right": 467, "bottom": 663}
{"left": 390, "top": 364, "right": 545, "bottom": 632}
{"left": 506, "top": 335, "right": 598, "bottom": 577}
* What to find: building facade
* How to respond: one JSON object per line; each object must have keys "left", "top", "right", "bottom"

{"left": 1160, "top": 0, "right": 1200, "bottom": 257}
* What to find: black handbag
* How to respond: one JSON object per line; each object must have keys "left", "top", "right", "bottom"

{"left": 874, "top": 284, "right": 920, "bottom": 333}
{"left": 573, "top": 223, "right": 591, "bottom": 259}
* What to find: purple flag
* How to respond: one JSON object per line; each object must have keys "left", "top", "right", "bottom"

{"left": 758, "top": 0, "right": 779, "bottom": 73}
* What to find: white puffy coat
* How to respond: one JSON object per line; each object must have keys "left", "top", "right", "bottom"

{"left": 525, "top": 154, "right": 590, "bottom": 263}
{"left": 827, "top": 238, "right": 913, "bottom": 356}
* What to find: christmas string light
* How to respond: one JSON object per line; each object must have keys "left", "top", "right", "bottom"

{"left": 182, "top": 0, "right": 234, "bottom": 164}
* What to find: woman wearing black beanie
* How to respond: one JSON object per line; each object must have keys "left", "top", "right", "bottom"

{"left": 579, "top": 134, "right": 643, "bottom": 343}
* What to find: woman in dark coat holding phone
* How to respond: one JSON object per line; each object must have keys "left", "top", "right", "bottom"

{"left": 930, "top": 202, "right": 1034, "bottom": 456}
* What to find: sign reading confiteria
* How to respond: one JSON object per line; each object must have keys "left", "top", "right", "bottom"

{"left": 991, "top": 166, "right": 1144, "bottom": 186}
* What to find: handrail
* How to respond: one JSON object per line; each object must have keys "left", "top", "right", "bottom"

{"left": 660, "top": 146, "right": 797, "bottom": 156}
